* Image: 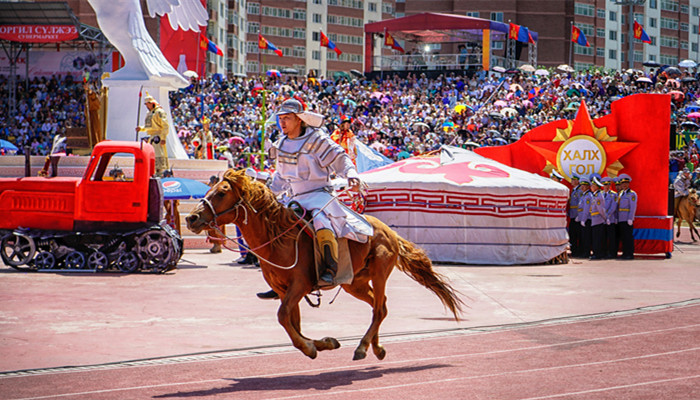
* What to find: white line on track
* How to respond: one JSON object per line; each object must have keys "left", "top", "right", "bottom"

{"left": 8, "top": 325, "right": 700, "bottom": 400}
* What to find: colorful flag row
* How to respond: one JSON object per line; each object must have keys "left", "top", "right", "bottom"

{"left": 571, "top": 21, "right": 650, "bottom": 47}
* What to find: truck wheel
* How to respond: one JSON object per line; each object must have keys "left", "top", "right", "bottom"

{"left": 64, "top": 251, "right": 87, "bottom": 269}
{"left": 34, "top": 251, "right": 56, "bottom": 269}
{"left": 88, "top": 251, "right": 109, "bottom": 271}
{"left": 1, "top": 233, "right": 36, "bottom": 267}
{"left": 116, "top": 251, "right": 140, "bottom": 273}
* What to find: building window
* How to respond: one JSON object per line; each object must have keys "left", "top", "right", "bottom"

{"left": 609, "top": 30, "right": 617, "bottom": 41}
{"left": 293, "top": 28, "right": 306, "bottom": 39}
{"left": 313, "top": 0, "right": 322, "bottom": 4}
{"left": 293, "top": 9, "right": 306, "bottom": 20}
{"left": 609, "top": 11, "right": 617, "bottom": 22}
{"left": 649, "top": 17, "right": 657, "bottom": 28}
{"left": 681, "top": 41, "right": 689, "bottom": 50}
{"left": 574, "top": 44, "right": 593, "bottom": 56}
{"left": 490, "top": 12, "right": 503, "bottom": 22}
{"left": 247, "top": 22, "right": 259, "bottom": 34}
{"left": 634, "top": 51, "right": 643, "bottom": 62}
{"left": 246, "top": 61, "right": 258, "bottom": 73}
{"left": 681, "top": 4, "right": 688, "bottom": 14}
{"left": 312, "top": 50, "right": 320, "bottom": 60}
{"left": 660, "top": 17, "right": 679, "bottom": 30}
{"left": 660, "top": 0, "right": 678, "bottom": 12}
{"left": 660, "top": 35, "right": 679, "bottom": 48}
{"left": 246, "top": 41, "right": 259, "bottom": 54}
{"left": 596, "top": 47, "right": 604, "bottom": 57}
{"left": 492, "top": 41, "right": 504, "bottom": 50}
{"left": 609, "top": 49, "right": 617, "bottom": 59}
{"left": 247, "top": 2, "right": 259, "bottom": 14}
{"left": 692, "top": 42, "right": 698, "bottom": 52}
{"left": 313, "top": 13, "right": 322, "bottom": 23}
{"left": 312, "top": 31, "right": 320, "bottom": 41}
{"left": 693, "top": 7, "right": 699, "bottom": 17}
{"left": 575, "top": 3, "right": 594, "bottom": 17}
{"left": 693, "top": 25, "right": 699, "bottom": 34}
{"left": 597, "top": 28, "right": 605, "bottom": 38}
{"left": 649, "top": 0, "right": 657, "bottom": 9}
{"left": 681, "top": 23, "right": 689, "bottom": 32}
{"left": 597, "top": 8, "right": 605, "bottom": 18}
{"left": 466, "top": 11, "right": 480, "bottom": 18}
{"left": 368, "top": 2, "right": 376, "bottom": 12}
{"left": 660, "top": 54, "right": 678, "bottom": 65}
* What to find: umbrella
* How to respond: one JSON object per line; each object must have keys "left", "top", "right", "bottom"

{"left": 556, "top": 64, "right": 574, "bottom": 72}
{"left": 0, "top": 139, "right": 18, "bottom": 152}
{"left": 350, "top": 69, "right": 364, "bottom": 78}
{"left": 281, "top": 67, "right": 299, "bottom": 74}
{"left": 534, "top": 69, "right": 550, "bottom": 76}
{"left": 370, "top": 91, "right": 383, "bottom": 99}
{"left": 333, "top": 71, "right": 351, "bottom": 80}
{"left": 643, "top": 60, "right": 661, "bottom": 67}
{"left": 636, "top": 77, "right": 652, "bottom": 83}
{"left": 266, "top": 69, "right": 281, "bottom": 78}
{"left": 681, "top": 121, "right": 700, "bottom": 129}
{"left": 492, "top": 66, "right": 506, "bottom": 73}
{"left": 564, "top": 102, "right": 580, "bottom": 112}
{"left": 509, "top": 83, "right": 524, "bottom": 92}
{"left": 463, "top": 141, "right": 480, "bottom": 147}
{"left": 454, "top": 104, "right": 468, "bottom": 113}
{"left": 518, "top": 64, "right": 536, "bottom": 72}
{"left": 665, "top": 79, "right": 681, "bottom": 88}
{"left": 686, "top": 112, "right": 700, "bottom": 119}
{"left": 664, "top": 67, "right": 682, "bottom": 77}
{"left": 413, "top": 122, "right": 430, "bottom": 130}
{"left": 493, "top": 100, "right": 508, "bottom": 107}
{"left": 669, "top": 90, "right": 685, "bottom": 98}
{"left": 182, "top": 70, "right": 198, "bottom": 79}
{"left": 681, "top": 77, "right": 697, "bottom": 83}
{"left": 442, "top": 121, "right": 455, "bottom": 128}
{"left": 678, "top": 59, "right": 697, "bottom": 68}
{"left": 161, "top": 178, "right": 211, "bottom": 200}
{"left": 492, "top": 137, "right": 508, "bottom": 145}
{"left": 489, "top": 112, "right": 504, "bottom": 120}
{"left": 229, "top": 136, "right": 245, "bottom": 144}
{"left": 486, "top": 129, "right": 501, "bottom": 136}
{"left": 500, "top": 107, "right": 518, "bottom": 117}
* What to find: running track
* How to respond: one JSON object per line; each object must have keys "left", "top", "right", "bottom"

{"left": 1, "top": 301, "right": 697, "bottom": 400}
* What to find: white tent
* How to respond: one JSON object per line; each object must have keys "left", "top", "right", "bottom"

{"left": 359, "top": 146, "right": 569, "bottom": 265}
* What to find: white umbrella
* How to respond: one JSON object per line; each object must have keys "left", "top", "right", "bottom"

{"left": 557, "top": 64, "right": 574, "bottom": 72}
{"left": 534, "top": 69, "right": 550, "bottom": 76}
{"left": 678, "top": 59, "right": 697, "bottom": 68}
{"left": 500, "top": 107, "right": 518, "bottom": 117}
{"left": 492, "top": 66, "right": 506, "bottom": 73}
{"left": 183, "top": 70, "right": 198, "bottom": 79}
{"left": 518, "top": 64, "right": 536, "bottom": 72}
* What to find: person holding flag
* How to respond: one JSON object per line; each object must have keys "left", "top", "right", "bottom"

{"left": 258, "top": 33, "right": 283, "bottom": 57}
{"left": 320, "top": 30, "right": 342, "bottom": 55}
{"left": 633, "top": 20, "right": 651, "bottom": 43}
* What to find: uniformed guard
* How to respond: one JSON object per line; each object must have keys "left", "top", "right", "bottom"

{"left": 568, "top": 174, "right": 582, "bottom": 257}
{"left": 574, "top": 175, "right": 592, "bottom": 258}
{"left": 589, "top": 176, "right": 607, "bottom": 260}
{"left": 616, "top": 174, "right": 638, "bottom": 260}
{"left": 136, "top": 93, "right": 170, "bottom": 177}
{"left": 673, "top": 168, "right": 692, "bottom": 217}
{"left": 601, "top": 176, "right": 618, "bottom": 259}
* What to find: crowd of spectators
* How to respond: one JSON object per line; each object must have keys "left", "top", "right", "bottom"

{"left": 1, "top": 65, "right": 699, "bottom": 188}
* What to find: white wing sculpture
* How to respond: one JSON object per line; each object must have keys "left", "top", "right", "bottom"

{"left": 88, "top": 0, "right": 208, "bottom": 88}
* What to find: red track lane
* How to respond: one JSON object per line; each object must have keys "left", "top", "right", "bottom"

{"left": 1, "top": 302, "right": 698, "bottom": 400}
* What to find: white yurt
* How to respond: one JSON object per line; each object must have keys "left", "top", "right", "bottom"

{"left": 358, "top": 145, "right": 570, "bottom": 265}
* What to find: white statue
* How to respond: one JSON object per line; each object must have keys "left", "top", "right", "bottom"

{"left": 87, "top": 0, "right": 207, "bottom": 88}
{"left": 88, "top": 0, "right": 208, "bottom": 159}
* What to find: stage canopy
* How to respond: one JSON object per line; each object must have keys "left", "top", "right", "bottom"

{"left": 364, "top": 12, "right": 538, "bottom": 73}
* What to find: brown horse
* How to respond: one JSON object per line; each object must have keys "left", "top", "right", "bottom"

{"left": 186, "top": 169, "right": 464, "bottom": 360}
{"left": 676, "top": 189, "right": 700, "bottom": 242}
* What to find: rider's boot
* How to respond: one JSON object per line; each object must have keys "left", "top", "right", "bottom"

{"left": 316, "top": 228, "right": 338, "bottom": 285}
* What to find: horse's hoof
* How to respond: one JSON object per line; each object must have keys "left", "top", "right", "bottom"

{"left": 373, "top": 345, "right": 386, "bottom": 360}
{"left": 323, "top": 337, "right": 341, "bottom": 350}
{"left": 353, "top": 348, "right": 367, "bottom": 360}
{"left": 306, "top": 348, "right": 318, "bottom": 359}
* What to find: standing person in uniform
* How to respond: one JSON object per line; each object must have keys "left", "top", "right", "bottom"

{"left": 135, "top": 93, "right": 169, "bottom": 177}
{"left": 616, "top": 174, "right": 638, "bottom": 260}
{"left": 588, "top": 176, "right": 607, "bottom": 260}
{"left": 330, "top": 117, "right": 357, "bottom": 166}
{"left": 601, "top": 176, "right": 618, "bottom": 258}
{"left": 268, "top": 99, "right": 372, "bottom": 286}
{"left": 568, "top": 174, "right": 582, "bottom": 257}
{"left": 575, "top": 176, "right": 592, "bottom": 259}
{"left": 206, "top": 175, "right": 226, "bottom": 253}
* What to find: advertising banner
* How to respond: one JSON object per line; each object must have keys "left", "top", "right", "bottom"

{"left": 0, "top": 50, "right": 111, "bottom": 79}
{"left": 0, "top": 25, "right": 78, "bottom": 43}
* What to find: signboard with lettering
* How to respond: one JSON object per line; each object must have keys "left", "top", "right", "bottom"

{"left": 0, "top": 25, "right": 78, "bottom": 43}
{"left": 476, "top": 94, "right": 673, "bottom": 255}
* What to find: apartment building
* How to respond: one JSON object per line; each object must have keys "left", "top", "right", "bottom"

{"left": 396, "top": 0, "right": 700, "bottom": 70}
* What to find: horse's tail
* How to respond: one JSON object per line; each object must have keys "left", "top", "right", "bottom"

{"left": 395, "top": 236, "right": 465, "bottom": 321}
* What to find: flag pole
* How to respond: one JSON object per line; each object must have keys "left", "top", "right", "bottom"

{"left": 569, "top": 21, "right": 573, "bottom": 67}
{"left": 319, "top": 31, "right": 322, "bottom": 79}
{"left": 195, "top": 30, "right": 200, "bottom": 78}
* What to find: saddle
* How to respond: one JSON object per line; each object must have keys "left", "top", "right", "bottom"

{"left": 288, "top": 202, "right": 354, "bottom": 289}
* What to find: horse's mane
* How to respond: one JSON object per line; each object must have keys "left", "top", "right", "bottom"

{"left": 222, "top": 169, "right": 302, "bottom": 242}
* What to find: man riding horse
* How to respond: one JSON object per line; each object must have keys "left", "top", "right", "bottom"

{"left": 674, "top": 168, "right": 693, "bottom": 217}
{"left": 268, "top": 99, "right": 373, "bottom": 285}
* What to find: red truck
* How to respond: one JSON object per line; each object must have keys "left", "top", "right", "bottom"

{"left": 0, "top": 141, "right": 182, "bottom": 273}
